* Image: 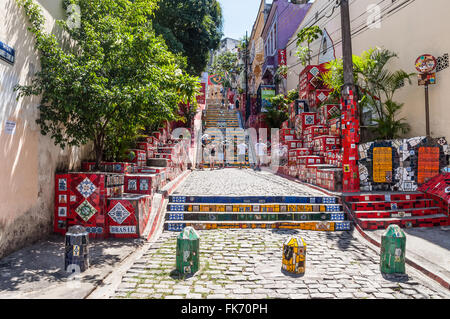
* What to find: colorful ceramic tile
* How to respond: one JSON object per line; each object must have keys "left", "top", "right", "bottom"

{"left": 108, "top": 202, "right": 131, "bottom": 225}
{"left": 58, "top": 206, "right": 67, "bottom": 217}
{"left": 58, "top": 178, "right": 67, "bottom": 191}
{"left": 76, "top": 177, "right": 97, "bottom": 199}
{"left": 75, "top": 200, "right": 97, "bottom": 222}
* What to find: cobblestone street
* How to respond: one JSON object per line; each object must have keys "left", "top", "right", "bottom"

{"left": 172, "top": 169, "right": 327, "bottom": 196}
{"left": 111, "top": 229, "right": 450, "bottom": 299}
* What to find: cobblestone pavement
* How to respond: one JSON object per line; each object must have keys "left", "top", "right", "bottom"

{"left": 173, "top": 168, "right": 327, "bottom": 196}
{"left": 111, "top": 229, "right": 450, "bottom": 299}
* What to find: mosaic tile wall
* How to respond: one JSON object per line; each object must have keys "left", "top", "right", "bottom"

{"left": 358, "top": 137, "right": 450, "bottom": 191}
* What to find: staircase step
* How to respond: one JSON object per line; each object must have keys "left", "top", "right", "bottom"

{"left": 356, "top": 214, "right": 448, "bottom": 230}
{"left": 352, "top": 207, "right": 441, "bottom": 219}
{"left": 344, "top": 192, "right": 425, "bottom": 202}
{"left": 166, "top": 212, "right": 346, "bottom": 222}
{"left": 164, "top": 220, "right": 352, "bottom": 232}
{"left": 169, "top": 195, "right": 340, "bottom": 204}
{"left": 349, "top": 199, "right": 436, "bottom": 211}
{"left": 168, "top": 203, "right": 342, "bottom": 212}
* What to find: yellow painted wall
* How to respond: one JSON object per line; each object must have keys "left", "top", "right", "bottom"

{"left": 286, "top": 0, "right": 450, "bottom": 140}
{"left": 249, "top": 0, "right": 268, "bottom": 95}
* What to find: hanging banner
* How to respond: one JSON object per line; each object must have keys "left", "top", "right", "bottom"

{"left": 278, "top": 49, "right": 287, "bottom": 66}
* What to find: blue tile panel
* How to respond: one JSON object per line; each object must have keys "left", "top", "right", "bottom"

{"left": 168, "top": 196, "right": 338, "bottom": 204}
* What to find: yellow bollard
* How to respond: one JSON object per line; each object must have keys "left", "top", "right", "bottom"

{"left": 282, "top": 236, "right": 307, "bottom": 275}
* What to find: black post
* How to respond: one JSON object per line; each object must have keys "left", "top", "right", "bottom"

{"left": 425, "top": 84, "right": 430, "bottom": 136}
{"left": 341, "top": 0, "right": 355, "bottom": 101}
{"left": 245, "top": 31, "right": 250, "bottom": 123}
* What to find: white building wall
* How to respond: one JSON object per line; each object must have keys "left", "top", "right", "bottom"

{"left": 286, "top": 0, "right": 450, "bottom": 140}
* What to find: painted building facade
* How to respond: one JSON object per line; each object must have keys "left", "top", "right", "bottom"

{"left": 248, "top": 0, "right": 272, "bottom": 96}
{"left": 261, "top": 0, "right": 312, "bottom": 92}
{"left": 0, "top": 0, "right": 92, "bottom": 258}
{"left": 286, "top": 0, "right": 450, "bottom": 140}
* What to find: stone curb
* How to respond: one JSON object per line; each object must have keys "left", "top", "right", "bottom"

{"left": 344, "top": 202, "right": 450, "bottom": 291}
{"left": 147, "top": 170, "right": 191, "bottom": 241}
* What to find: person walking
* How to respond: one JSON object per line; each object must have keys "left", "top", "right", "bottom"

{"left": 209, "top": 142, "right": 216, "bottom": 170}
{"left": 254, "top": 139, "right": 267, "bottom": 171}
{"left": 237, "top": 141, "right": 248, "bottom": 169}
{"left": 200, "top": 133, "right": 210, "bottom": 170}
{"left": 217, "top": 141, "right": 226, "bottom": 169}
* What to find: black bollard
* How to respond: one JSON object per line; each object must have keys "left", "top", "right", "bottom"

{"left": 65, "top": 225, "right": 89, "bottom": 273}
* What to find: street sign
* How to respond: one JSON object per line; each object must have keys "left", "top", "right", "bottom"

{"left": 0, "top": 41, "right": 15, "bottom": 64}
{"left": 415, "top": 54, "right": 437, "bottom": 137}
{"left": 415, "top": 54, "right": 437, "bottom": 73}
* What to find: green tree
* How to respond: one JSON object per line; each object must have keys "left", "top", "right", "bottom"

{"left": 177, "top": 72, "right": 202, "bottom": 126}
{"left": 295, "top": 26, "right": 323, "bottom": 66}
{"left": 211, "top": 51, "right": 240, "bottom": 89}
{"left": 153, "top": 0, "right": 224, "bottom": 76}
{"left": 264, "top": 90, "right": 299, "bottom": 129}
{"left": 15, "top": 0, "right": 200, "bottom": 168}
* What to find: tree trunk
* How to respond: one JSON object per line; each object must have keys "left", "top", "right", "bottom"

{"left": 93, "top": 134, "right": 104, "bottom": 171}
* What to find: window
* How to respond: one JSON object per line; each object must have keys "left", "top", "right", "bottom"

{"left": 322, "top": 36, "right": 327, "bottom": 55}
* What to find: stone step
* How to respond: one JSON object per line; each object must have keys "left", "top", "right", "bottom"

{"left": 169, "top": 195, "right": 340, "bottom": 204}
{"left": 164, "top": 220, "right": 352, "bottom": 232}
{"left": 343, "top": 192, "right": 425, "bottom": 203}
{"left": 167, "top": 203, "right": 342, "bottom": 212}
{"left": 348, "top": 198, "right": 436, "bottom": 211}
{"left": 353, "top": 207, "right": 442, "bottom": 219}
{"left": 166, "top": 212, "right": 346, "bottom": 222}
{"left": 356, "top": 214, "right": 448, "bottom": 230}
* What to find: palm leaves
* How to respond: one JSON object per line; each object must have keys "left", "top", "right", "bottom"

{"left": 322, "top": 48, "right": 414, "bottom": 140}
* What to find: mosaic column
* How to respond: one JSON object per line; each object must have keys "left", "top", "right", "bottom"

{"left": 380, "top": 225, "right": 406, "bottom": 274}
{"left": 341, "top": 88, "right": 360, "bottom": 192}
{"left": 176, "top": 226, "right": 200, "bottom": 275}
{"left": 281, "top": 236, "right": 307, "bottom": 275}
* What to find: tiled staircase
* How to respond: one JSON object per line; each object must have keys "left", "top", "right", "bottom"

{"left": 343, "top": 192, "right": 448, "bottom": 230}
{"left": 201, "top": 101, "right": 250, "bottom": 168}
{"left": 164, "top": 195, "right": 351, "bottom": 232}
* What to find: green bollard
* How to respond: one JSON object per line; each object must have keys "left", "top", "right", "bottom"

{"left": 380, "top": 224, "right": 406, "bottom": 274}
{"left": 176, "top": 226, "right": 200, "bottom": 275}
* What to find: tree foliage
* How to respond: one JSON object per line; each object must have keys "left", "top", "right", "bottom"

{"left": 264, "top": 90, "right": 299, "bottom": 129}
{"left": 211, "top": 51, "right": 240, "bottom": 89}
{"left": 15, "top": 0, "right": 200, "bottom": 167}
{"left": 153, "top": 0, "right": 224, "bottom": 76}
{"left": 321, "top": 48, "right": 414, "bottom": 139}
{"left": 295, "top": 26, "right": 323, "bottom": 66}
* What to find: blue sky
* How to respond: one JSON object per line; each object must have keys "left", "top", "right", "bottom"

{"left": 218, "top": 0, "right": 273, "bottom": 40}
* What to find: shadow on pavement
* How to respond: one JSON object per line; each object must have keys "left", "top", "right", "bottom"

{"left": 381, "top": 273, "right": 410, "bottom": 283}
{"left": 0, "top": 235, "right": 143, "bottom": 294}
{"left": 402, "top": 227, "right": 450, "bottom": 251}
{"left": 325, "top": 227, "right": 356, "bottom": 252}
